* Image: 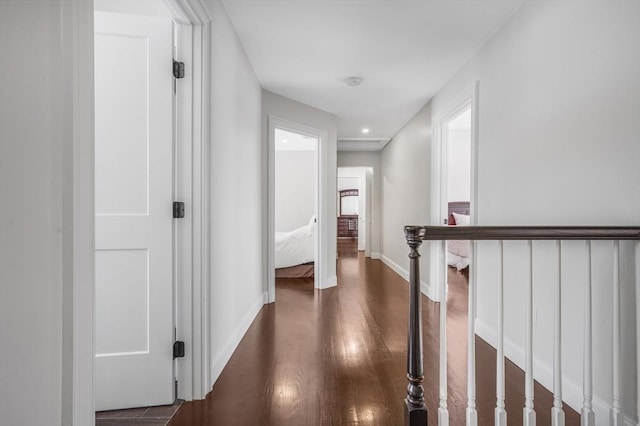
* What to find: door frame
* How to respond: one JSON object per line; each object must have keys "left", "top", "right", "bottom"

{"left": 67, "top": 1, "right": 212, "bottom": 423}
{"left": 267, "top": 116, "right": 328, "bottom": 303}
{"left": 336, "top": 166, "right": 373, "bottom": 256}
{"left": 430, "top": 81, "right": 479, "bottom": 302}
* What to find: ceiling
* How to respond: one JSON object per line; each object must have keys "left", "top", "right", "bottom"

{"left": 221, "top": 0, "right": 525, "bottom": 150}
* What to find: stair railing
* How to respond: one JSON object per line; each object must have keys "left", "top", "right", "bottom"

{"left": 403, "top": 225, "right": 640, "bottom": 426}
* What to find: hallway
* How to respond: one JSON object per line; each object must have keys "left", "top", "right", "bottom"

{"left": 169, "top": 240, "right": 579, "bottom": 425}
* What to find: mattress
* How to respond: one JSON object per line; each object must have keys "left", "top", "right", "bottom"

{"left": 275, "top": 262, "right": 314, "bottom": 279}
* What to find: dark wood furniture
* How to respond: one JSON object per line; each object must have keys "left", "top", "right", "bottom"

{"left": 337, "top": 215, "right": 358, "bottom": 238}
{"left": 338, "top": 189, "right": 359, "bottom": 238}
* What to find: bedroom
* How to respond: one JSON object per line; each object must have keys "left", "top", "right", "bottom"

{"left": 444, "top": 106, "right": 472, "bottom": 275}
{"left": 274, "top": 128, "right": 318, "bottom": 282}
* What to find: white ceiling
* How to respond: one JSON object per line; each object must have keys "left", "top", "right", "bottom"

{"left": 222, "top": 0, "right": 524, "bottom": 150}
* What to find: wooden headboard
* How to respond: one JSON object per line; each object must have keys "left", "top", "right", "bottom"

{"left": 448, "top": 201, "right": 470, "bottom": 225}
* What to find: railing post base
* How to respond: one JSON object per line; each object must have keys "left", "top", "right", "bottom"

{"left": 580, "top": 408, "right": 594, "bottom": 426}
{"left": 405, "top": 400, "right": 428, "bottom": 426}
{"left": 438, "top": 407, "right": 449, "bottom": 426}
{"left": 523, "top": 407, "right": 536, "bottom": 426}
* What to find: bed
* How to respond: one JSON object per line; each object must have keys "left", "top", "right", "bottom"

{"left": 275, "top": 220, "right": 315, "bottom": 278}
{"left": 447, "top": 201, "right": 470, "bottom": 271}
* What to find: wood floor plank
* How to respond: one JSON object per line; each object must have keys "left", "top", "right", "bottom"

{"left": 169, "top": 240, "right": 580, "bottom": 425}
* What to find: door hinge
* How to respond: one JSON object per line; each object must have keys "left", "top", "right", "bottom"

{"left": 173, "top": 201, "right": 185, "bottom": 219}
{"left": 173, "top": 60, "right": 185, "bottom": 79}
{"left": 173, "top": 341, "right": 185, "bottom": 359}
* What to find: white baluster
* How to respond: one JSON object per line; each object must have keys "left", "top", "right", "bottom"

{"left": 467, "top": 241, "right": 477, "bottom": 426}
{"left": 581, "top": 241, "right": 595, "bottom": 426}
{"left": 439, "top": 240, "right": 449, "bottom": 425}
{"left": 495, "top": 241, "right": 507, "bottom": 426}
{"left": 552, "top": 241, "right": 565, "bottom": 426}
{"left": 611, "top": 240, "right": 623, "bottom": 425}
{"left": 523, "top": 240, "right": 536, "bottom": 426}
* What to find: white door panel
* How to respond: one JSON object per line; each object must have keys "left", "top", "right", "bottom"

{"left": 94, "top": 11, "right": 174, "bottom": 411}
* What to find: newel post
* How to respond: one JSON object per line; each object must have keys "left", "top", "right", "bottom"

{"left": 404, "top": 226, "right": 428, "bottom": 426}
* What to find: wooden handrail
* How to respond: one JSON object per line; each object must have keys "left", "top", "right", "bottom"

{"left": 404, "top": 225, "right": 640, "bottom": 241}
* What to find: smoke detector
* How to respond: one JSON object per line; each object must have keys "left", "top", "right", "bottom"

{"left": 345, "top": 76, "right": 363, "bottom": 87}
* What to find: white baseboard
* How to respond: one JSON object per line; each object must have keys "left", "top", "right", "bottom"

{"left": 371, "top": 252, "right": 381, "bottom": 260}
{"left": 209, "top": 291, "right": 266, "bottom": 389}
{"left": 381, "top": 254, "right": 435, "bottom": 300}
{"left": 475, "top": 319, "right": 636, "bottom": 425}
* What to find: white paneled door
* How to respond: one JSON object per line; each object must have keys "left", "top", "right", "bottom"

{"left": 94, "top": 12, "right": 174, "bottom": 411}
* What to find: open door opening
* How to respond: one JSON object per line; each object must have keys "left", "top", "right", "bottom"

{"left": 267, "top": 118, "right": 326, "bottom": 303}
{"left": 430, "top": 82, "right": 478, "bottom": 303}
{"left": 273, "top": 129, "right": 319, "bottom": 286}
{"left": 336, "top": 167, "right": 373, "bottom": 260}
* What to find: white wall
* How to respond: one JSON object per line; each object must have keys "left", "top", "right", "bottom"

{"left": 1, "top": 2, "right": 68, "bottom": 424}
{"left": 337, "top": 151, "right": 382, "bottom": 257}
{"left": 447, "top": 128, "right": 471, "bottom": 202}
{"left": 380, "top": 103, "right": 433, "bottom": 296}
{"left": 201, "top": 0, "right": 266, "bottom": 390}
{"left": 382, "top": 0, "right": 639, "bottom": 421}
{"left": 93, "top": 0, "right": 172, "bottom": 17}
{"left": 275, "top": 150, "right": 315, "bottom": 232}
{"left": 262, "top": 91, "right": 338, "bottom": 287}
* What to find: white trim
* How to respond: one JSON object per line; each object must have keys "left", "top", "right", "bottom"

{"left": 72, "top": 1, "right": 211, "bottom": 422}
{"left": 371, "top": 252, "right": 382, "bottom": 260}
{"left": 337, "top": 138, "right": 391, "bottom": 151}
{"left": 167, "top": 0, "right": 212, "bottom": 402}
{"left": 268, "top": 116, "right": 330, "bottom": 300}
{"left": 381, "top": 255, "right": 435, "bottom": 300}
{"left": 209, "top": 292, "right": 267, "bottom": 386}
{"left": 475, "top": 319, "right": 635, "bottom": 426}
{"left": 430, "top": 81, "right": 479, "bottom": 303}
{"left": 62, "top": 1, "right": 95, "bottom": 424}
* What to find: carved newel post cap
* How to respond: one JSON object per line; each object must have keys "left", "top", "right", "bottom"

{"left": 404, "top": 226, "right": 427, "bottom": 244}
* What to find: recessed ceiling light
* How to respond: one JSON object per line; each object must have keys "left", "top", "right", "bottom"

{"left": 282, "top": 139, "right": 288, "bottom": 143}
{"left": 345, "top": 76, "right": 363, "bottom": 87}
{"left": 361, "top": 128, "right": 370, "bottom": 134}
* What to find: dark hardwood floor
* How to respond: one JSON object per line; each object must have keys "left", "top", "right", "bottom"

{"left": 169, "top": 239, "right": 579, "bottom": 425}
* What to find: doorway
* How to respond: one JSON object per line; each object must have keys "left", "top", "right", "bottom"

{"left": 430, "top": 82, "right": 478, "bottom": 302}
{"left": 444, "top": 107, "right": 472, "bottom": 271}
{"left": 336, "top": 167, "right": 373, "bottom": 259}
{"left": 273, "top": 128, "right": 319, "bottom": 285}
{"left": 68, "top": 1, "right": 210, "bottom": 422}
{"left": 92, "top": 0, "right": 209, "bottom": 414}
{"left": 267, "top": 117, "right": 327, "bottom": 303}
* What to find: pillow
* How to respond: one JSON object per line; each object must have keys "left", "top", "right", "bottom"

{"left": 448, "top": 213, "right": 456, "bottom": 226}
{"left": 452, "top": 212, "right": 470, "bottom": 226}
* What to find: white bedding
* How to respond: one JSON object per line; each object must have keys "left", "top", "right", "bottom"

{"left": 275, "top": 224, "right": 315, "bottom": 268}
{"left": 447, "top": 212, "right": 471, "bottom": 270}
